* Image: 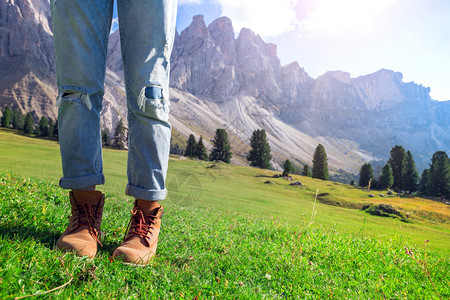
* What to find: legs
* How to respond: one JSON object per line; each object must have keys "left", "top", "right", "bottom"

{"left": 52, "top": 0, "right": 113, "bottom": 257}
{"left": 117, "top": 0, "right": 178, "bottom": 201}
{"left": 111, "top": 0, "right": 177, "bottom": 265}
{"left": 52, "top": 0, "right": 114, "bottom": 189}
{"left": 52, "top": 0, "right": 178, "bottom": 263}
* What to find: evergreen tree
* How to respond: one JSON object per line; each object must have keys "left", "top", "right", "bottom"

{"left": 402, "top": 150, "right": 419, "bottom": 193}
{"left": 380, "top": 163, "right": 394, "bottom": 190}
{"left": 418, "top": 169, "right": 430, "bottom": 196}
{"left": 350, "top": 180, "right": 355, "bottom": 186}
{"left": 38, "top": 116, "right": 49, "bottom": 136}
{"left": 195, "top": 136, "right": 208, "bottom": 160}
{"left": 23, "top": 113, "right": 34, "bottom": 134}
{"left": 12, "top": 109, "right": 24, "bottom": 130}
{"left": 101, "top": 128, "right": 110, "bottom": 146}
{"left": 247, "top": 129, "right": 272, "bottom": 169}
{"left": 53, "top": 119, "right": 58, "bottom": 137}
{"left": 302, "top": 165, "right": 312, "bottom": 177}
{"left": 388, "top": 145, "right": 406, "bottom": 191}
{"left": 170, "top": 143, "right": 183, "bottom": 155}
{"left": 113, "top": 118, "right": 126, "bottom": 149}
{"left": 48, "top": 118, "right": 54, "bottom": 137}
{"left": 312, "top": 144, "right": 329, "bottom": 180}
{"left": 185, "top": 134, "right": 197, "bottom": 158}
{"left": 1, "top": 106, "right": 11, "bottom": 128}
{"left": 33, "top": 125, "right": 39, "bottom": 135}
{"left": 427, "top": 151, "right": 450, "bottom": 198}
{"left": 210, "top": 128, "right": 232, "bottom": 163}
{"left": 282, "top": 159, "right": 295, "bottom": 176}
{"left": 359, "top": 163, "right": 374, "bottom": 187}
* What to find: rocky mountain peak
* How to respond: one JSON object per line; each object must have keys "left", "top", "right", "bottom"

{"left": 180, "top": 14, "right": 209, "bottom": 41}
{"left": 319, "top": 71, "right": 352, "bottom": 84}
{"left": 207, "top": 16, "right": 236, "bottom": 64}
{"left": 207, "top": 16, "right": 234, "bottom": 38}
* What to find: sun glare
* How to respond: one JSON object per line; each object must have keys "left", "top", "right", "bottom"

{"left": 303, "top": 0, "right": 395, "bottom": 33}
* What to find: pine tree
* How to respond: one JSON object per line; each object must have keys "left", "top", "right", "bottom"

{"left": 12, "top": 109, "right": 24, "bottom": 130}
{"left": 380, "top": 163, "right": 394, "bottom": 190}
{"left": 402, "top": 150, "right": 419, "bottom": 193}
{"left": 247, "top": 129, "right": 272, "bottom": 169}
{"left": 388, "top": 145, "right": 406, "bottom": 191}
{"left": 38, "top": 116, "right": 49, "bottom": 136}
{"left": 350, "top": 180, "right": 355, "bottom": 186}
{"left": 312, "top": 144, "right": 329, "bottom": 180}
{"left": 113, "top": 118, "right": 126, "bottom": 149}
{"left": 185, "top": 134, "right": 197, "bottom": 158}
{"left": 170, "top": 143, "right": 183, "bottom": 155}
{"left": 48, "top": 118, "right": 54, "bottom": 137}
{"left": 210, "top": 128, "right": 232, "bottom": 163}
{"left": 101, "top": 128, "right": 110, "bottom": 146}
{"left": 418, "top": 169, "right": 430, "bottom": 196}
{"left": 23, "top": 113, "right": 34, "bottom": 134}
{"left": 195, "top": 136, "right": 208, "bottom": 160}
{"left": 1, "top": 106, "right": 11, "bottom": 128}
{"left": 53, "top": 119, "right": 58, "bottom": 137}
{"left": 302, "top": 165, "right": 312, "bottom": 177}
{"left": 427, "top": 151, "right": 450, "bottom": 198}
{"left": 282, "top": 159, "right": 295, "bottom": 176}
{"left": 359, "top": 163, "right": 374, "bottom": 187}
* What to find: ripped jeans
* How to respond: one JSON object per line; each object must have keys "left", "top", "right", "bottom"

{"left": 51, "top": 0, "right": 177, "bottom": 201}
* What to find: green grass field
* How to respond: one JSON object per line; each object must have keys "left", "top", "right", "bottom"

{"left": 1, "top": 128, "right": 449, "bottom": 298}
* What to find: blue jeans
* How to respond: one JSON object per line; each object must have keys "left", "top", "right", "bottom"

{"left": 51, "top": 0, "right": 177, "bottom": 201}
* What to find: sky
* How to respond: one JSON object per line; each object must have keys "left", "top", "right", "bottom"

{"left": 113, "top": 0, "right": 450, "bottom": 101}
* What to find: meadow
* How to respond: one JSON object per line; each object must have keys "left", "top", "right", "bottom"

{"left": 0, "top": 128, "right": 449, "bottom": 298}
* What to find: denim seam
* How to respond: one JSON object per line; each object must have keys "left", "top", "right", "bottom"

{"left": 128, "top": 113, "right": 135, "bottom": 185}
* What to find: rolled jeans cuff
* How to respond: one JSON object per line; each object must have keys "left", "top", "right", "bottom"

{"left": 59, "top": 173, "right": 105, "bottom": 190}
{"left": 126, "top": 184, "right": 167, "bottom": 201}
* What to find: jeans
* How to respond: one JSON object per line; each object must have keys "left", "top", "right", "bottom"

{"left": 51, "top": 0, "right": 177, "bottom": 201}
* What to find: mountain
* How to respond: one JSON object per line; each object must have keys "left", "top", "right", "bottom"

{"left": 0, "top": 0, "right": 126, "bottom": 128}
{"left": 165, "top": 15, "right": 449, "bottom": 171}
{"left": 1, "top": 2, "right": 448, "bottom": 176}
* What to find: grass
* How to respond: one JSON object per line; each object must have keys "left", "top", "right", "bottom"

{"left": 1, "top": 173, "right": 449, "bottom": 299}
{"left": 2, "top": 129, "right": 448, "bottom": 253}
{"left": 0, "top": 128, "right": 449, "bottom": 298}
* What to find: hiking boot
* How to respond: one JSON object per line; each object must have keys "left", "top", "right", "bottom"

{"left": 56, "top": 191, "right": 104, "bottom": 258}
{"left": 112, "top": 201, "right": 163, "bottom": 266}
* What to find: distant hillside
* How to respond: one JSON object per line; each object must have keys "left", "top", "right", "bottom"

{"left": 1, "top": 0, "right": 449, "bottom": 174}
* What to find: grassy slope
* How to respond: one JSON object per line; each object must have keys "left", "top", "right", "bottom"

{"left": 0, "top": 128, "right": 449, "bottom": 298}
{"left": 1, "top": 129, "right": 448, "bottom": 253}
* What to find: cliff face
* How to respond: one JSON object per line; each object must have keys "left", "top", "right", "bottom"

{"left": 2, "top": 5, "right": 448, "bottom": 173}
{"left": 165, "top": 15, "right": 449, "bottom": 170}
{"left": 0, "top": 0, "right": 126, "bottom": 128}
{"left": 0, "top": 0, "right": 56, "bottom": 119}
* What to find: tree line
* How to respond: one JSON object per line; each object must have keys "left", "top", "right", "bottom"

{"left": 358, "top": 145, "right": 450, "bottom": 199}
{"left": 1, "top": 106, "right": 127, "bottom": 150}
{"left": 1, "top": 106, "right": 58, "bottom": 137}
{"left": 182, "top": 128, "right": 330, "bottom": 181}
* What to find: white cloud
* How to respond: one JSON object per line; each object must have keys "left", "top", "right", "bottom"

{"left": 302, "top": 0, "right": 395, "bottom": 33}
{"left": 214, "top": 0, "right": 298, "bottom": 38}
{"left": 179, "top": 0, "right": 203, "bottom": 5}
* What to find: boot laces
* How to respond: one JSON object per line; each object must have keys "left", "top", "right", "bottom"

{"left": 124, "top": 209, "right": 157, "bottom": 247}
{"left": 71, "top": 202, "right": 102, "bottom": 246}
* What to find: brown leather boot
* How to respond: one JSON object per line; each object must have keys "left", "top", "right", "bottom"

{"left": 112, "top": 201, "right": 163, "bottom": 266}
{"left": 56, "top": 191, "right": 104, "bottom": 258}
